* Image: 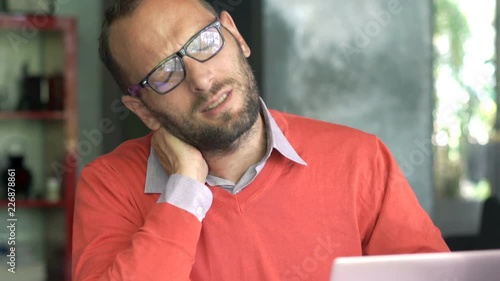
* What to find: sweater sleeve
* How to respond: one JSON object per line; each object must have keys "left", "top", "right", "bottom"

{"left": 72, "top": 162, "right": 202, "bottom": 281}
{"left": 362, "top": 138, "right": 450, "bottom": 255}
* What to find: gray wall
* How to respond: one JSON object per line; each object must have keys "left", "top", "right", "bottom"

{"left": 263, "top": 0, "right": 435, "bottom": 214}
{"left": 58, "top": 0, "right": 103, "bottom": 169}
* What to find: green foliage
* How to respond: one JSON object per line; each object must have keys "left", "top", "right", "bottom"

{"left": 434, "top": 0, "right": 470, "bottom": 77}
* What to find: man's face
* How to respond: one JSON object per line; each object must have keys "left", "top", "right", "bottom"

{"left": 143, "top": 35, "right": 261, "bottom": 153}
{"left": 111, "top": 0, "right": 260, "bottom": 153}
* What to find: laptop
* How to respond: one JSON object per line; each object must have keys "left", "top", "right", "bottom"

{"left": 330, "top": 250, "right": 500, "bottom": 281}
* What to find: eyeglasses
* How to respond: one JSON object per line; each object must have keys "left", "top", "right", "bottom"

{"left": 128, "top": 19, "right": 225, "bottom": 96}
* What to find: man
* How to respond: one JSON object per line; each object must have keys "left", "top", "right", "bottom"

{"left": 72, "top": 0, "right": 449, "bottom": 280}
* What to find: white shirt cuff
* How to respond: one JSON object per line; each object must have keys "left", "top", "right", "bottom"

{"left": 158, "top": 174, "right": 213, "bottom": 221}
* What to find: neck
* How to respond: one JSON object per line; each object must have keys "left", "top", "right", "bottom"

{"left": 203, "top": 114, "right": 267, "bottom": 183}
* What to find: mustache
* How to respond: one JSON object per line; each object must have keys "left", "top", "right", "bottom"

{"left": 191, "top": 78, "right": 239, "bottom": 111}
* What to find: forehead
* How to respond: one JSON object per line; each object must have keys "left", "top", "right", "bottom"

{"left": 109, "top": 0, "right": 215, "bottom": 82}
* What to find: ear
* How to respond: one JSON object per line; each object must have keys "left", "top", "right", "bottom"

{"left": 121, "top": 95, "right": 162, "bottom": 131}
{"left": 219, "top": 11, "right": 251, "bottom": 58}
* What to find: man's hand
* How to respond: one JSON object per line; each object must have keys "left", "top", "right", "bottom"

{"left": 151, "top": 128, "right": 209, "bottom": 183}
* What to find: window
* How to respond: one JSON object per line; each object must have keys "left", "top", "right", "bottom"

{"left": 433, "top": 0, "right": 497, "bottom": 200}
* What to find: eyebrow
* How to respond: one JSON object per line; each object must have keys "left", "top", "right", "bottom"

{"left": 160, "top": 19, "right": 216, "bottom": 59}
{"left": 139, "top": 19, "right": 217, "bottom": 81}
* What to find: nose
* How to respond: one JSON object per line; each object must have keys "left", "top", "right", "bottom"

{"left": 183, "top": 56, "right": 214, "bottom": 93}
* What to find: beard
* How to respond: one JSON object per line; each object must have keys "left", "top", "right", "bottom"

{"left": 143, "top": 48, "right": 261, "bottom": 154}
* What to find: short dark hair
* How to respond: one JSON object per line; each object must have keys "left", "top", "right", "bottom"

{"left": 99, "top": 0, "right": 217, "bottom": 94}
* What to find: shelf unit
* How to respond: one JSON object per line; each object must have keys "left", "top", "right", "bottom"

{"left": 0, "top": 199, "right": 66, "bottom": 208}
{"left": 0, "top": 111, "right": 65, "bottom": 120}
{"left": 0, "top": 14, "right": 77, "bottom": 281}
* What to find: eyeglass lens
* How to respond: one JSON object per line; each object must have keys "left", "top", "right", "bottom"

{"left": 148, "top": 25, "right": 223, "bottom": 93}
{"left": 149, "top": 56, "right": 184, "bottom": 93}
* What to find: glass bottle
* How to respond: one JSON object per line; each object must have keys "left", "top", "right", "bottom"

{"left": 3, "top": 143, "right": 32, "bottom": 199}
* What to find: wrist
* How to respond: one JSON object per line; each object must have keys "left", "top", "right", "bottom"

{"left": 176, "top": 168, "right": 206, "bottom": 184}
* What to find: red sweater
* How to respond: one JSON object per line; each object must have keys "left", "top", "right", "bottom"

{"left": 72, "top": 110, "right": 449, "bottom": 281}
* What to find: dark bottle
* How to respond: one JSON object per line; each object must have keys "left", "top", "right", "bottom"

{"left": 0, "top": 1, "right": 6, "bottom": 12}
{"left": 17, "top": 63, "right": 43, "bottom": 111}
{"left": 3, "top": 144, "right": 32, "bottom": 199}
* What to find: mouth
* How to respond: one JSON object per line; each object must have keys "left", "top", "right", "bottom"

{"left": 201, "top": 90, "right": 231, "bottom": 112}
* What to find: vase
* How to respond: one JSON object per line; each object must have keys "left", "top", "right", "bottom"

{"left": 3, "top": 153, "right": 32, "bottom": 200}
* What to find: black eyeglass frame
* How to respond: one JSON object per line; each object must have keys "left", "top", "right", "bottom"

{"left": 128, "top": 19, "right": 225, "bottom": 96}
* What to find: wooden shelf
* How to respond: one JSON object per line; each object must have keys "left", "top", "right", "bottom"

{"left": 0, "top": 14, "right": 78, "bottom": 281}
{"left": 0, "top": 14, "right": 75, "bottom": 31}
{"left": 0, "top": 111, "right": 65, "bottom": 120}
{"left": 0, "top": 199, "right": 65, "bottom": 208}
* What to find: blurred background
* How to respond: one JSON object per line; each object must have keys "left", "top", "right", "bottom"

{"left": 0, "top": 0, "right": 499, "bottom": 280}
